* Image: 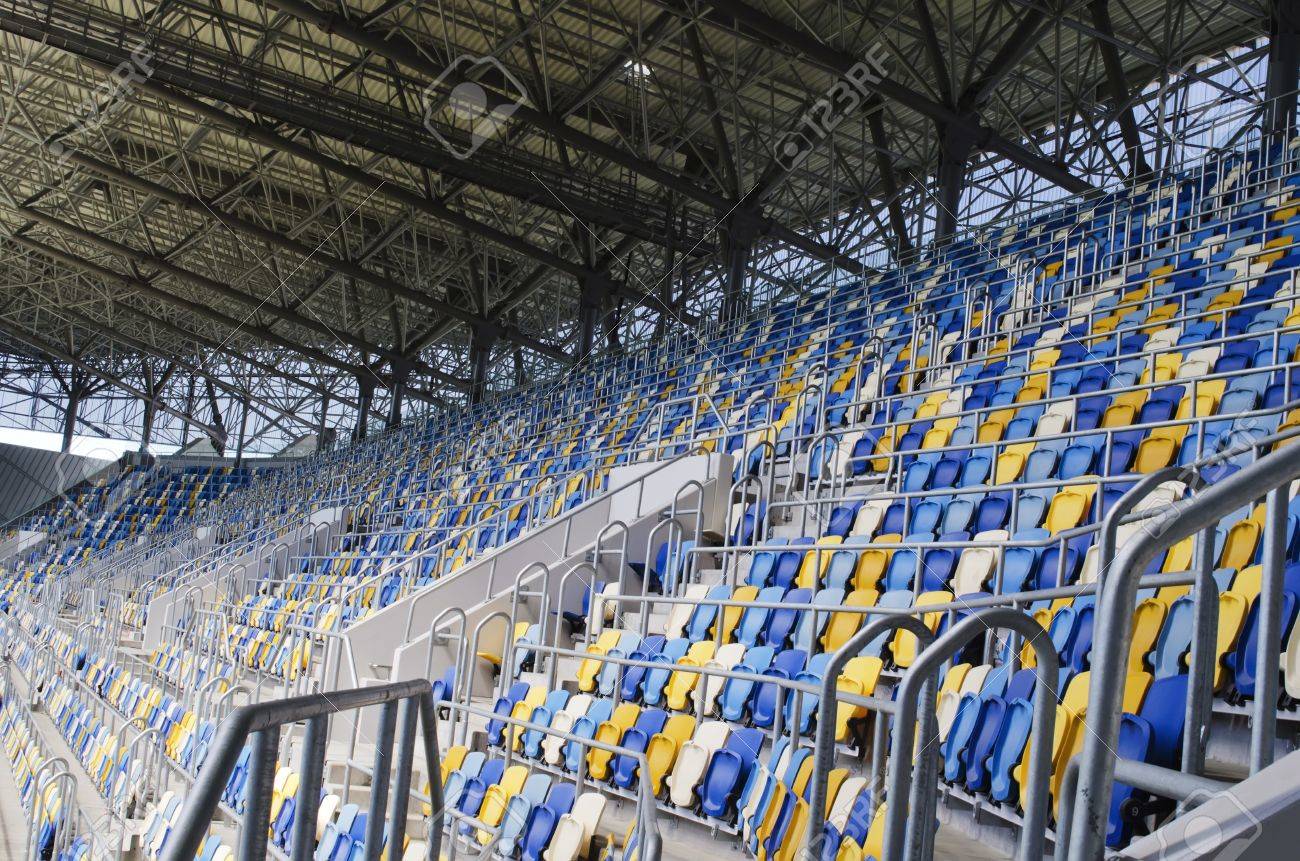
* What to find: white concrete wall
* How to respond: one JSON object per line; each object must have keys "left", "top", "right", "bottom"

{"left": 353, "top": 453, "right": 732, "bottom": 689}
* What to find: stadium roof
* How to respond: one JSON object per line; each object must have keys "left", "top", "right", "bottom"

{"left": 0, "top": 0, "right": 1285, "bottom": 449}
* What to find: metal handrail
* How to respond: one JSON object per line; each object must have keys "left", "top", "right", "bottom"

{"left": 1066, "top": 437, "right": 1300, "bottom": 858}
{"left": 160, "top": 679, "right": 442, "bottom": 861}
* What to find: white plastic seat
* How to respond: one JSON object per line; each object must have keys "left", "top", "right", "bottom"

{"left": 851, "top": 499, "right": 890, "bottom": 537}
{"left": 667, "top": 720, "right": 730, "bottom": 807}
{"left": 542, "top": 695, "right": 592, "bottom": 764}
{"left": 1145, "top": 327, "right": 1182, "bottom": 351}
{"left": 952, "top": 546, "right": 996, "bottom": 596}
{"left": 1285, "top": 612, "right": 1300, "bottom": 700}
{"left": 827, "top": 776, "right": 867, "bottom": 831}
{"left": 957, "top": 664, "right": 992, "bottom": 698}
{"left": 664, "top": 585, "right": 709, "bottom": 638}
{"left": 701, "top": 643, "right": 747, "bottom": 714}
{"left": 1034, "top": 413, "right": 1069, "bottom": 440}
{"left": 544, "top": 793, "right": 606, "bottom": 861}
{"left": 1183, "top": 345, "right": 1222, "bottom": 369}
{"left": 936, "top": 690, "right": 962, "bottom": 741}
{"left": 316, "top": 793, "right": 340, "bottom": 840}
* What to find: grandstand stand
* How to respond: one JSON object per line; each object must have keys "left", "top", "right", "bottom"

{"left": 3, "top": 5, "right": 1300, "bottom": 861}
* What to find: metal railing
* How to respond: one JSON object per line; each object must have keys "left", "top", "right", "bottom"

{"left": 1065, "top": 432, "right": 1300, "bottom": 858}
{"left": 160, "top": 679, "right": 442, "bottom": 861}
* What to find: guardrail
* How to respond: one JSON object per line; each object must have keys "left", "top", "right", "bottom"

{"left": 1066, "top": 430, "right": 1300, "bottom": 858}
{"left": 161, "top": 679, "right": 442, "bottom": 861}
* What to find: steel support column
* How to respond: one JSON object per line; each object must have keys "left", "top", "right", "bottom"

{"left": 935, "top": 124, "right": 976, "bottom": 242}
{"left": 234, "top": 397, "right": 249, "bottom": 468}
{"left": 140, "top": 393, "right": 157, "bottom": 454}
{"left": 59, "top": 371, "right": 92, "bottom": 453}
{"left": 204, "top": 378, "right": 228, "bottom": 454}
{"left": 469, "top": 324, "right": 500, "bottom": 405}
{"left": 388, "top": 362, "right": 412, "bottom": 429}
{"left": 353, "top": 375, "right": 375, "bottom": 442}
{"left": 1266, "top": 0, "right": 1300, "bottom": 135}
{"left": 577, "top": 276, "right": 619, "bottom": 359}
{"left": 720, "top": 212, "right": 765, "bottom": 322}
{"left": 1090, "top": 0, "right": 1153, "bottom": 178}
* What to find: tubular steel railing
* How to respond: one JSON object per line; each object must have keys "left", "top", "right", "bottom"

{"left": 160, "top": 679, "right": 442, "bottom": 861}
{"left": 1066, "top": 438, "right": 1300, "bottom": 858}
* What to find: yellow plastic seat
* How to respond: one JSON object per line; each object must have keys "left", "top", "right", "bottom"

{"left": 1161, "top": 535, "right": 1195, "bottom": 575}
{"left": 576, "top": 630, "right": 622, "bottom": 691}
{"left": 892, "top": 591, "right": 951, "bottom": 667}
{"left": 1134, "top": 435, "right": 1177, "bottom": 473}
{"left": 589, "top": 703, "right": 641, "bottom": 779}
{"left": 977, "top": 419, "right": 1007, "bottom": 443}
{"left": 1044, "top": 489, "right": 1089, "bottom": 534}
{"left": 854, "top": 536, "right": 898, "bottom": 590}
{"left": 1128, "top": 598, "right": 1167, "bottom": 673}
{"left": 994, "top": 450, "right": 1027, "bottom": 484}
{"left": 797, "top": 538, "right": 842, "bottom": 588}
{"left": 1231, "top": 563, "right": 1264, "bottom": 601}
{"left": 1218, "top": 520, "right": 1261, "bottom": 572}
{"left": 1211, "top": 591, "right": 1251, "bottom": 689}
{"left": 775, "top": 798, "right": 810, "bottom": 861}
{"left": 715, "top": 586, "right": 759, "bottom": 642}
{"left": 834, "top": 656, "right": 884, "bottom": 740}
{"left": 1101, "top": 403, "right": 1137, "bottom": 428}
{"left": 1141, "top": 353, "right": 1182, "bottom": 384}
{"left": 645, "top": 714, "right": 696, "bottom": 794}
{"left": 861, "top": 804, "right": 887, "bottom": 860}
{"left": 664, "top": 640, "right": 718, "bottom": 710}
{"left": 822, "top": 590, "right": 878, "bottom": 652}
{"left": 440, "top": 745, "right": 468, "bottom": 784}
{"left": 476, "top": 764, "right": 529, "bottom": 840}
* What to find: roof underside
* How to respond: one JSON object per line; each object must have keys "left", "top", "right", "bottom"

{"left": 0, "top": 0, "right": 1274, "bottom": 439}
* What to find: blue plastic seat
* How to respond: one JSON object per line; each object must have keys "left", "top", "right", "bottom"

{"left": 737, "top": 587, "right": 785, "bottom": 647}
{"left": 750, "top": 649, "right": 808, "bottom": 727}
{"left": 564, "top": 700, "right": 614, "bottom": 771}
{"left": 521, "top": 783, "right": 577, "bottom": 861}
{"left": 1107, "top": 714, "right": 1155, "bottom": 848}
{"left": 720, "top": 646, "right": 775, "bottom": 721}
{"left": 700, "top": 727, "right": 765, "bottom": 818}
{"left": 765, "top": 587, "right": 811, "bottom": 648}
{"left": 611, "top": 709, "right": 669, "bottom": 788}
{"left": 499, "top": 773, "right": 553, "bottom": 855}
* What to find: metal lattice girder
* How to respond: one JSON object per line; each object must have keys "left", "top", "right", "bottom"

{"left": 52, "top": 145, "right": 572, "bottom": 366}
{"left": 2, "top": 231, "right": 419, "bottom": 384}
{"left": 0, "top": 0, "right": 1276, "bottom": 437}
{"left": 15, "top": 211, "right": 477, "bottom": 392}
{"left": 690, "top": 0, "right": 1095, "bottom": 195}
{"left": 35, "top": 298, "right": 352, "bottom": 435}
{"left": 255, "top": 0, "right": 865, "bottom": 273}
{"left": 0, "top": 316, "right": 225, "bottom": 439}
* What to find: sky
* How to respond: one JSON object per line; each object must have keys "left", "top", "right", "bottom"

{"left": 0, "top": 428, "right": 178, "bottom": 459}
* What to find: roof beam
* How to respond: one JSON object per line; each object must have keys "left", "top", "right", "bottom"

{"left": 12, "top": 204, "right": 445, "bottom": 374}
{"left": 0, "top": 317, "right": 225, "bottom": 440}
{"left": 41, "top": 300, "right": 353, "bottom": 431}
{"left": 689, "top": 0, "right": 1096, "bottom": 195}
{"left": 913, "top": 0, "right": 954, "bottom": 105}
{"left": 257, "top": 0, "right": 864, "bottom": 274}
{"left": 962, "top": 6, "right": 1054, "bottom": 108}
{"left": 1088, "top": 0, "right": 1152, "bottom": 178}
{"left": 54, "top": 145, "right": 569, "bottom": 365}
{"left": 2, "top": 231, "right": 398, "bottom": 383}
{"left": 41, "top": 302, "right": 333, "bottom": 436}
{"left": 0, "top": 1, "right": 682, "bottom": 248}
